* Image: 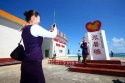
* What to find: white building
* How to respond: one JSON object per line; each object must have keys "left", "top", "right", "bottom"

{"left": 42, "top": 30, "right": 67, "bottom": 58}
{"left": 0, "top": 10, "right": 67, "bottom": 59}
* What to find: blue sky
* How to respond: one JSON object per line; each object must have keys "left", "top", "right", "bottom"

{"left": 1, "top": 0, "right": 125, "bottom": 53}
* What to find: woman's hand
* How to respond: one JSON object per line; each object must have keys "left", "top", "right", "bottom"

{"left": 50, "top": 24, "right": 56, "bottom": 32}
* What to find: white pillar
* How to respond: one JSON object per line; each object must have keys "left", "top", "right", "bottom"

{"left": 86, "top": 30, "right": 110, "bottom": 60}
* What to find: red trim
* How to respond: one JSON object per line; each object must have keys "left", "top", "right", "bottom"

{"left": 61, "top": 45, "right": 65, "bottom": 48}
{"left": 53, "top": 38, "right": 59, "bottom": 42}
{"left": 53, "top": 38, "right": 67, "bottom": 45}
{"left": 55, "top": 43, "right": 65, "bottom": 48}
{"left": 0, "top": 58, "right": 16, "bottom": 63}
{"left": 57, "top": 35, "right": 67, "bottom": 42}
{"left": 56, "top": 43, "right": 60, "bottom": 47}
{"left": 59, "top": 41, "right": 63, "bottom": 43}
{"left": 63, "top": 42, "right": 66, "bottom": 45}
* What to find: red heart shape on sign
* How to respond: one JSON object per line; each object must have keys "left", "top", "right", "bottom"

{"left": 86, "top": 20, "right": 101, "bottom": 32}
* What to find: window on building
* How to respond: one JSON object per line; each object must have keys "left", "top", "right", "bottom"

{"left": 59, "top": 50, "right": 63, "bottom": 53}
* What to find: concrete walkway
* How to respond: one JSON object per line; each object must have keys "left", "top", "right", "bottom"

{"left": 0, "top": 59, "right": 125, "bottom": 83}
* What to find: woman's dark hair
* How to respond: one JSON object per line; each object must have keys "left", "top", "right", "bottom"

{"left": 24, "top": 10, "right": 40, "bottom": 22}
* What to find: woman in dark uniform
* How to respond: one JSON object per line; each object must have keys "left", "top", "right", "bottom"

{"left": 20, "top": 10, "right": 57, "bottom": 83}
{"left": 80, "top": 37, "right": 89, "bottom": 65}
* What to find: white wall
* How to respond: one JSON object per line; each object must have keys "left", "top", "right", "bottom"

{"left": 0, "top": 16, "right": 23, "bottom": 58}
{"left": 42, "top": 38, "right": 67, "bottom": 58}
{"left": 53, "top": 41, "right": 67, "bottom": 57}
{"left": 0, "top": 25, "right": 21, "bottom": 58}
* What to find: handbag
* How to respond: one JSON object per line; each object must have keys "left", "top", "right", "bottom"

{"left": 10, "top": 38, "right": 25, "bottom": 61}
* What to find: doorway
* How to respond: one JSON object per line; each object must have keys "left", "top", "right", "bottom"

{"left": 45, "top": 50, "right": 49, "bottom": 58}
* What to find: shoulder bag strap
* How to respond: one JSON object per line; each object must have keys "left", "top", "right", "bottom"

{"left": 18, "top": 38, "right": 22, "bottom": 45}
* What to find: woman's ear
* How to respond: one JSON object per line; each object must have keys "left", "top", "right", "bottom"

{"left": 31, "top": 15, "right": 35, "bottom": 21}
{"left": 30, "top": 15, "right": 36, "bottom": 23}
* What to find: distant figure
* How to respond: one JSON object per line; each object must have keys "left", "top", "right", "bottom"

{"left": 49, "top": 51, "right": 56, "bottom": 60}
{"left": 52, "top": 52, "right": 56, "bottom": 60}
{"left": 77, "top": 50, "right": 81, "bottom": 63}
{"left": 110, "top": 51, "right": 114, "bottom": 57}
{"left": 80, "top": 37, "right": 89, "bottom": 65}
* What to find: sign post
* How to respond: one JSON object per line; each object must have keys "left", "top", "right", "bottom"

{"left": 86, "top": 20, "right": 110, "bottom": 60}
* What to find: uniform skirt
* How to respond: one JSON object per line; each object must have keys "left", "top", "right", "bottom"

{"left": 20, "top": 61, "right": 45, "bottom": 83}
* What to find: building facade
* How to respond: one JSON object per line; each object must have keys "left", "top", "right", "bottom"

{"left": 42, "top": 30, "right": 67, "bottom": 58}
{"left": 0, "top": 10, "right": 26, "bottom": 58}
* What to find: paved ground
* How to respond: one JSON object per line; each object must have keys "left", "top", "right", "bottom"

{"left": 0, "top": 59, "right": 125, "bottom": 83}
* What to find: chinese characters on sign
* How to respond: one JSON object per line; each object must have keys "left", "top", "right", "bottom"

{"left": 87, "top": 30, "right": 110, "bottom": 60}
{"left": 91, "top": 32, "right": 102, "bottom": 55}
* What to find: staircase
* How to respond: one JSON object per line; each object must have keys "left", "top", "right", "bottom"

{"left": 68, "top": 60, "right": 125, "bottom": 77}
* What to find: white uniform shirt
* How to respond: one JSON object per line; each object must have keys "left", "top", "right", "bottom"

{"left": 30, "top": 24, "right": 57, "bottom": 38}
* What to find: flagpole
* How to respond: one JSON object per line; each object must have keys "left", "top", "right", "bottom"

{"left": 54, "top": 9, "right": 56, "bottom": 24}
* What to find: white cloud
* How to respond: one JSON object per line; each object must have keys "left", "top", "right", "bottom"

{"left": 111, "top": 37, "right": 125, "bottom": 53}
